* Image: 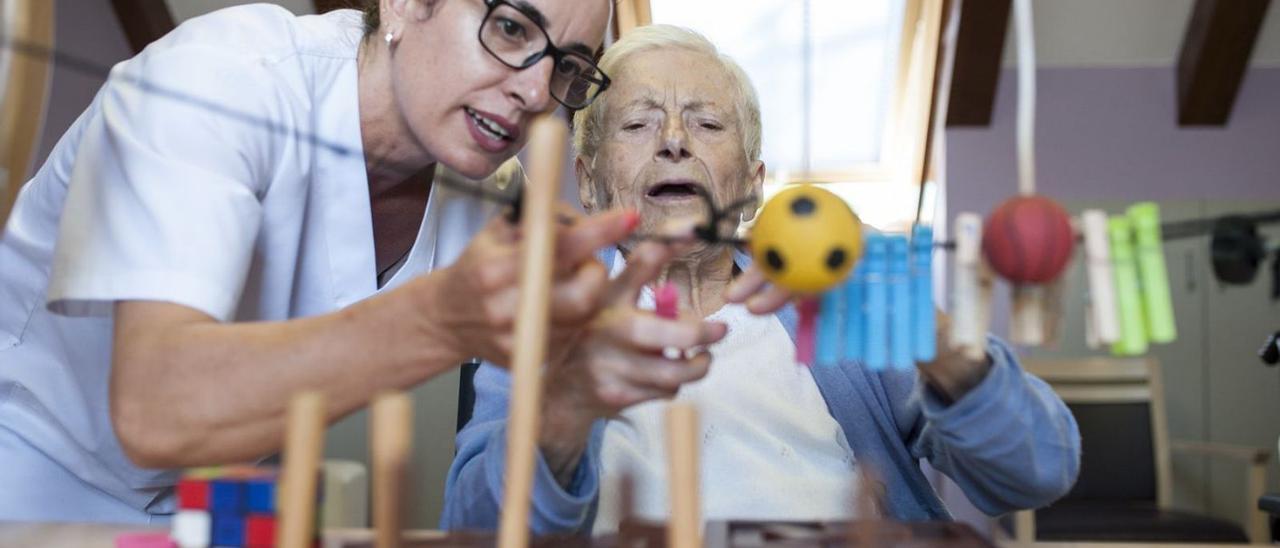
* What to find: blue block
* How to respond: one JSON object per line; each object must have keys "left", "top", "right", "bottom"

{"left": 211, "top": 512, "right": 246, "bottom": 547}
{"left": 245, "top": 477, "right": 275, "bottom": 514}
{"left": 210, "top": 479, "right": 246, "bottom": 513}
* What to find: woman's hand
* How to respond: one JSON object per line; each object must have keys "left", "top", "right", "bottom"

{"left": 419, "top": 207, "right": 640, "bottom": 367}
{"left": 538, "top": 242, "right": 729, "bottom": 485}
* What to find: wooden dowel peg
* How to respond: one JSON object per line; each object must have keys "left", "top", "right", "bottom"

{"left": 666, "top": 402, "right": 701, "bottom": 548}
{"left": 276, "top": 391, "right": 325, "bottom": 548}
{"left": 371, "top": 391, "right": 413, "bottom": 548}
{"left": 497, "top": 114, "right": 567, "bottom": 548}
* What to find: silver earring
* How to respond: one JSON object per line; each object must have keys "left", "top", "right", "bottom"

{"left": 385, "top": 31, "right": 394, "bottom": 45}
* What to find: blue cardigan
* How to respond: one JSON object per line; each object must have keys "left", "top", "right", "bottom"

{"left": 440, "top": 250, "right": 1080, "bottom": 533}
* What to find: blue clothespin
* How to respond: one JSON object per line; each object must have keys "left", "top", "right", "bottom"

{"left": 863, "top": 234, "right": 889, "bottom": 371}
{"left": 911, "top": 225, "right": 936, "bottom": 363}
{"left": 816, "top": 284, "right": 845, "bottom": 367}
{"left": 888, "top": 235, "right": 912, "bottom": 370}
{"left": 843, "top": 262, "right": 867, "bottom": 363}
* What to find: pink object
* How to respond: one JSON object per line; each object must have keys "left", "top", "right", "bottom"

{"left": 115, "top": 532, "right": 176, "bottom": 548}
{"left": 655, "top": 282, "right": 678, "bottom": 319}
{"left": 796, "top": 298, "right": 819, "bottom": 366}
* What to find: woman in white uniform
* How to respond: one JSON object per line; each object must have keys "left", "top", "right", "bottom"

{"left": 0, "top": 0, "right": 723, "bottom": 523}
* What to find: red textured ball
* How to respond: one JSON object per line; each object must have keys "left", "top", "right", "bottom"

{"left": 981, "top": 195, "right": 1075, "bottom": 284}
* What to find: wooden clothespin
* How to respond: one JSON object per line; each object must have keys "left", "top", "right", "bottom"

{"left": 951, "top": 213, "right": 989, "bottom": 362}
{"left": 1081, "top": 209, "right": 1119, "bottom": 348}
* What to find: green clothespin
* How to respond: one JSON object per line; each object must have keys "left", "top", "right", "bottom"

{"left": 1109, "top": 217, "right": 1148, "bottom": 356}
{"left": 1128, "top": 203, "right": 1177, "bottom": 344}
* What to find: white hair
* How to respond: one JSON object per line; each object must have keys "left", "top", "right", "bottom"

{"left": 571, "top": 24, "right": 762, "bottom": 164}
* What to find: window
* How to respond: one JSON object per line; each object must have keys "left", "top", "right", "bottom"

{"left": 645, "top": 0, "right": 945, "bottom": 230}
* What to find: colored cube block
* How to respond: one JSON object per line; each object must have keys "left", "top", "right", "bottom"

{"left": 210, "top": 479, "right": 246, "bottom": 513}
{"left": 245, "top": 476, "right": 276, "bottom": 514}
{"left": 170, "top": 509, "right": 211, "bottom": 548}
{"left": 244, "top": 514, "right": 276, "bottom": 548}
{"left": 211, "top": 513, "right": 246, "bottom": 547}
{"left": 177, "top": 478, "right": 210, "bottom": 511}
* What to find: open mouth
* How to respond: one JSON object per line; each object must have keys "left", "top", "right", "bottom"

{"left": 464, "top": 106, "right": 514, "bottom": 143}
{"left": 646, "top": 181, "right": 702, "bottom": 200}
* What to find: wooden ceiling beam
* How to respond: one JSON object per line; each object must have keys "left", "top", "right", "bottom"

{"left": 109, "top": 0, "right": 175, "bottom": 54}
{"left": 945, "top": 0, "right": 1011, "bottom": 127}
{"left": 1176, "top": 0, "right": 1272, "bottom": 126}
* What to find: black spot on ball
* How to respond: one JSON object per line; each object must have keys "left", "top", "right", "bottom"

{"left": 826, "top": 248, "right": 846, "bottom": 270}
{"left": 765, "top": 248, "right": 786, "bottom": 272}
{"left": 790, "top": 196, "right": 816, "bottom": 216}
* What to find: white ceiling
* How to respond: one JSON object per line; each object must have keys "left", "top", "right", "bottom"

{"left": 166, "top": 0, "right": 1280, "bottom": 67}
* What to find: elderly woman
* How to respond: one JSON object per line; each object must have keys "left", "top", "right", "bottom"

{"left": 442, "top": 25, "right": 1080, "bottom": 534}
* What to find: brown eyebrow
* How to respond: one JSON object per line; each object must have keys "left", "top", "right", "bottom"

{"left": 511, "top": 0, "right": 595, "bottom": 57}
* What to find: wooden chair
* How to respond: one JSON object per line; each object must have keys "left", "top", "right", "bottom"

{"left": 1014, "top": 357, "right": 1272, "bottom": 544}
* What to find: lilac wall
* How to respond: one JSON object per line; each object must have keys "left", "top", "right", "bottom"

{"left": 947, "top": 66, "right": 1280, "bottom": 217}
{"left": 939, "top": 66, "right": 1280, "bottom": 535}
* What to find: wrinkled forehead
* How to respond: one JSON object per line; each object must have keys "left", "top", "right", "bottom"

{"left": 607, "top": 49, "right": 741, "bottom": 117}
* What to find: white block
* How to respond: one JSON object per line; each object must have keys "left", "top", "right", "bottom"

{"left": 171, "top": 509, "right": 211, "bottom": 548}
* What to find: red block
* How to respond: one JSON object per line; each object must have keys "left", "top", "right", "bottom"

{"left": 176, "top": 478, "right": 210, "bottom": 510}
{"left": 245, "top": 514, "right": 276, "bottom": 548}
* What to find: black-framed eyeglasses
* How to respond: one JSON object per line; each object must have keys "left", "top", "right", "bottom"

{"left": 478, "top": 0, "right": 611, "bottom": 110}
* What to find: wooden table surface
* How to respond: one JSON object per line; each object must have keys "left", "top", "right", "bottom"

{"left": 0, "top": 522, "right": 449, "bottom": 548}
{"left": 0, "top": 521, "right": 1265, "bottom": 548}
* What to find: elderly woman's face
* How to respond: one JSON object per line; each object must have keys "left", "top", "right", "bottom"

{"left": 579, "top": 48, "right": 763, "bottom": 248}
{"left": 386, "top": 0, "right": 610, "bottom": 179}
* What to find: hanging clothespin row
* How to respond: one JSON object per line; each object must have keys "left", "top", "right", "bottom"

{"left": 1108, "top": 216, "right": 1148, "bottom": 356}
{"left": 1081, "top": 209, "right": 1120, "bottom": 348}
{"left": 748, "top": 185, "right": 863, "bottom": 367}
{"left": 1128, "top": 203, "right": 1177, "bottom": 344}
{"left": 810, "top": 230, "right": 936, "bottom": 371}
{"left": 950, "top": 213, "right": 989, "bottom": 362}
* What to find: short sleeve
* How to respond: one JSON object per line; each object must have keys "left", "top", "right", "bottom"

{"left": 47, "top": 44, "right": 292, "bottom": 321}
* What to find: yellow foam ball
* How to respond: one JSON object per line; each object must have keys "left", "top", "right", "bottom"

{"left": 749, "top": 185, "right": 864, "bottom": 293}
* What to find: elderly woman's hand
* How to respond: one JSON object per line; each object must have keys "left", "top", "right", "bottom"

{"left": 423, "top": 207, "right": 639, "bottom": 368}
{"left": 724, "top": 264, "right": 795, "bottom": 314}
{"left": 916, "top": 310, "right": 993, "bottom": 403}
{"left": 537, "top": 241, "right": 729, "bottom": 486}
